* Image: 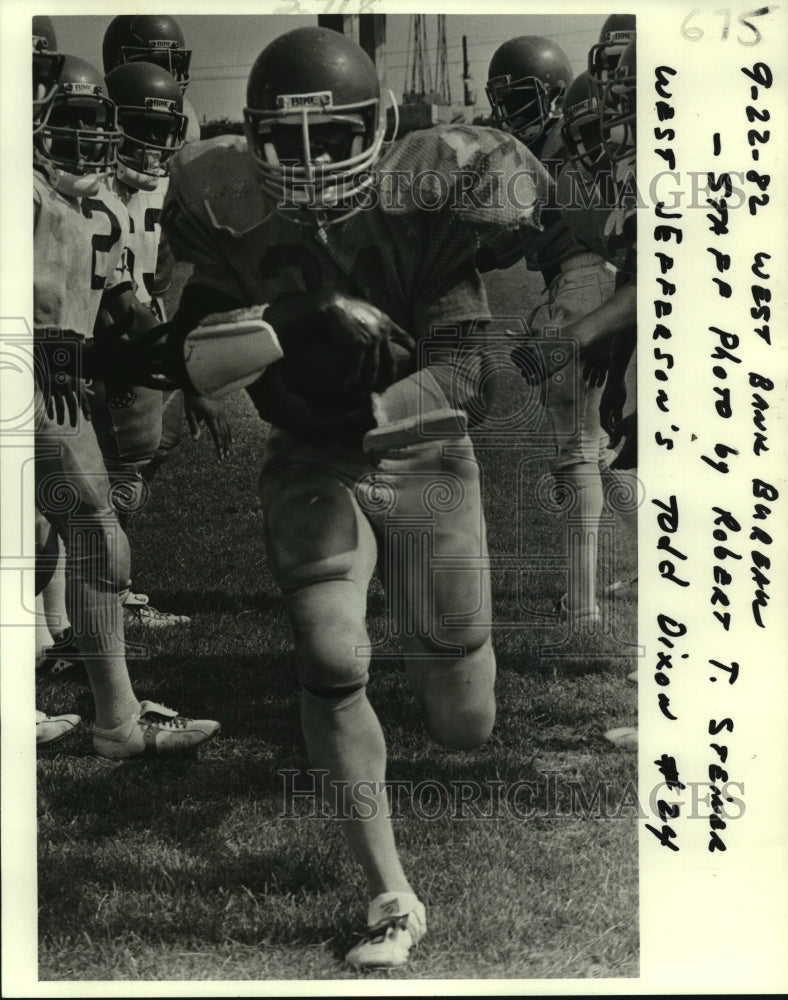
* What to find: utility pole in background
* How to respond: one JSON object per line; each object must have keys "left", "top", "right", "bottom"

{"left": 435, "top": 14, "right": 451, "bottom": 105}
{"left": 462, "top": 35, "right": 476, "bottom": 108}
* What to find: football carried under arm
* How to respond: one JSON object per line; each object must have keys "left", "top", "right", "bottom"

{"left": 249, "top": 291, "right": 418, "bottom": 445}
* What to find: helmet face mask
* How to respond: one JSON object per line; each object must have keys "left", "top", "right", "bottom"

{"left": 115, "top": 101, "right": 187, "bottom": 189}
{"left": 486, "top": 36, "right": 573, "bottom": 148}
{"left": 33, "top": 50, "right": 65, "bottom": 132}
{"left": 117, "top": 44, "right": 191, "bottom": 89}
{"left": 105, "top": 62, "right": 187, "bottom": 190}
{"left": 32, "top": 17, "right": 64, "bottom": 132}
{"left": 588, "top": 14, "right": 636, "bottom": 104}
{"left": 600, "top": 39, "right": 636, "bottom": 164}
{"left": 102, "top": 16, "right": 191, "bottom": 90}
{"left": 486, "top": 73, "right": 558, "bottom": 145}
{"left": 561, "top": 73, "right": 609, "bottom": 175}
{"left": 244, "top": 27, "right": 386, "bottom": 226}
{"left": 34, "top": 58, "right": 120, "bottom": 197}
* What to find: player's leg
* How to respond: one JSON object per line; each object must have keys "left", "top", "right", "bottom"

{"left": 141, "top": 389, "right": 185, "bottom": 483}
{"left": 372, "top": 440, "right": 496, "bottom": 750}
{"left": 534, "top": 254, "right": 617, "bottom": 621}
{"left": 89, "top": 379, "right": 189, "bottom": 626}
{"left": 34, "top": 507, "right": 83, "bottom": 744}
{"left": 36, "top": 512, "right": 85, "bottom": 682}
{"left": 262, "top": 453, "right": 414, "bottom": 896}
{"left": 35, "top": 508, "right": 62, "bottom": 656}
{"left": 599, "top": 434, "right": 639, "bottom": 599}
{"left": 548, "top": 384, "right": 606, "bottom": 622}
{"left": 36, "top": 404, "right": 138, "bottom": 728}
{"left": 35, "top": 394, "right": 218, "bottom": 753}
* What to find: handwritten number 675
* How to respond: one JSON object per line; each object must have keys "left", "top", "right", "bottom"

{"left": 681, "top": 7, "right": 778, "bottom": 45}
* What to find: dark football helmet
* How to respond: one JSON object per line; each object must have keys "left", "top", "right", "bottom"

{"left": 102, "top": 15, "right": 191, "bottom": 90}
{"left": 34, "top": 55, "right": 119, "bottom": 197}
{"left": 104, "top": 62, "right": 187, "bottom": 191}
{"left": 600, "top": 37, "right": 636, "bottom": 163}
{"left": 243, "top": 26, "right": 386, "bottom": 224}
{"left": 588, "top": 14, "right": 636, "bottom": 104}
{"left": 561, "top": 71, "right": 608, "bottom": 175}
{"left": 33, "top": 15, "right": 65, "bottom": 132}
{"left": 486, "top": 35, "right": 573, "bottom": 146}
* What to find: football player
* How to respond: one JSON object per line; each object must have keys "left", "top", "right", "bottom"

{"left": 567, "top": 35, "right": 639, "bottom": 748}
{"left": 33, "top": 43, "right": 220, "bottom": 756}
{"left": 101, "top": 14, "right": 204, "bottom": 482}
{"left": 94, "top": 59, "right": 207, "bottom": 628}
{"left": 587, "top": 12, "right": 637, "bottom": 107}
{"left": 102, "top": 14, "right": 200, "bottom": 140}
{"left": 159, "top": 25, "right": 549, "bottom": 968}
{"left": 486, "top": 31, "right": 637, "bottom": 625}
{"left": 558, "top": 36, "right": 638, "bottom": 472}
{"left": 32, "top": 14, "right": 84, "bottom": 746}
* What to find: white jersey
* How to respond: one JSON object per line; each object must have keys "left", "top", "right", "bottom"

{"left": 109, "top": 176, "right": 167, "bottom": 306}
{"left": 34, "top": 170, "right": 130, "bottom": 334}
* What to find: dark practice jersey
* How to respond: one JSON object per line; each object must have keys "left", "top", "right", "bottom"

{"left": 163, "top": 125, "right": 549, "bottom": 338}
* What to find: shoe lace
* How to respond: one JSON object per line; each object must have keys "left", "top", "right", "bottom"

{"left": 140, "top": 708, "right": 189, "bottom": 729}
{"left": 352, "top": 915, "right": 409, "bottom": 944}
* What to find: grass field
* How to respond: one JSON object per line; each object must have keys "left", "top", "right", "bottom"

{"left": 35, "top": 263, "right": 639, "bottom": 983}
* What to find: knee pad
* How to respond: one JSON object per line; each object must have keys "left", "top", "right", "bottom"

{"left": 296, "top": 616, "right": 371, "bottom": 694}
{"left": 408, "top": 638, "right": 496, "bottom": 750}
{"left": 407, "top": 616, "right": 492, "bottom": 661}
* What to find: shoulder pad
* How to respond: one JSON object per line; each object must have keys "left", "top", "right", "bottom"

{"left": 169, "top": 135, "right": 269, "bottom": 236}
{"left": 383, "top": 123, "right": 543, "bottom": 175}
{"left": 378, "top": 124, "right": 549, "bottom": 231}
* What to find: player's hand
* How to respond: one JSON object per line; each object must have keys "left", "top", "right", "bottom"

{"left": 266, "top": 291, "right": 415, "bottom": 406}
{"left": 608, "top": 410, "right": 637, "bottom": 469}
{"left": 42, "top": 373, "right": 93, "bottom": 427}
{"left": 184, "top": 393, "right": 233, "bottom": 461}
{"left": 34, "top": 330, "right": 93, "bottom": 426}
{"left": 582, "top": 340, "right": 612, "bottom": 389}
{"left": 600, "top": 378, "right": 627, "bottom": 436}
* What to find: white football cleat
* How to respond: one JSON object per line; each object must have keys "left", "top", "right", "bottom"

{"left": 123, "top": 592, "right": 191, "bottom": 628}
{"left": 345, "top": 891, "right": 427, "bottom": 970}
{"left": 92, "top": 700, "right": 220, "bottom": 759}
{"left": 36, "top": 709, "right": 81, "bottom": 746}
